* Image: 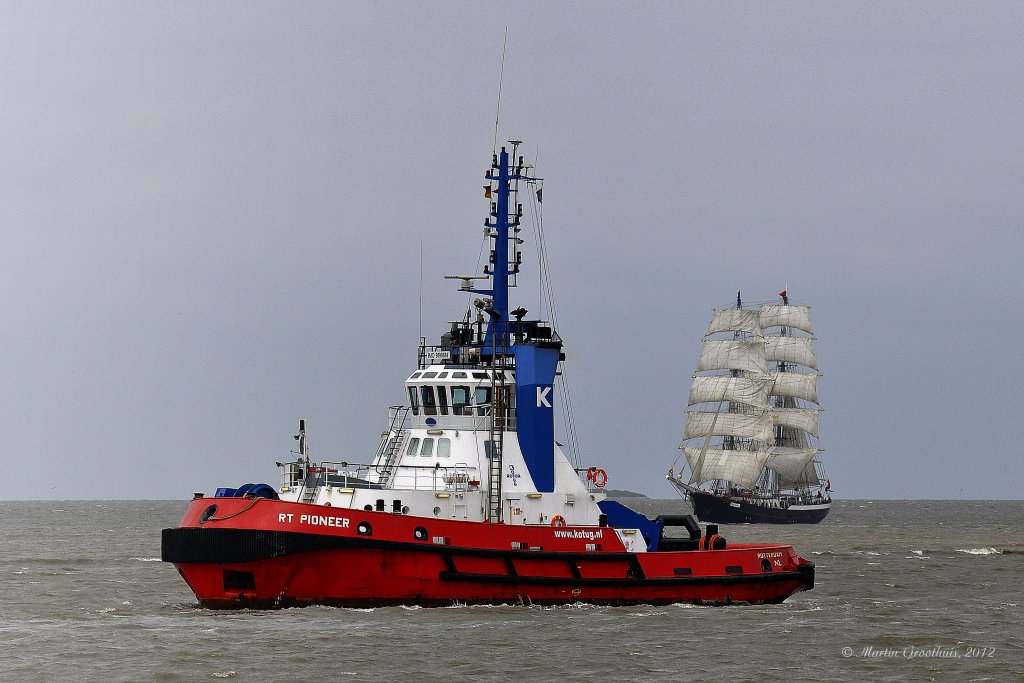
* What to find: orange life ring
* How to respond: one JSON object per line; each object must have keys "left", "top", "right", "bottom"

{"left": 551, "top": 515, "right": 567, "bottom": 527}
{"left": 591, "top": 468, "right": 608, "bottom": 488}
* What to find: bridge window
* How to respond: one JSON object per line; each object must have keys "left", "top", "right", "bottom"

{"left": 475, "top": 386, "right": 491, "bottom": 416}
{"left": 422, "top": 372, "right": 438, "bottom": 378}
{"left": 437, "top": 438, "right": 451, "bottom": 458}
{"left": 420, "top": 438, "right": 434, "bottom": 456}
{"left": 452, "top": 386, "right": 471, "bottom": 415}
{"left": 405, "top": 438, "right": 420, "bottom": 456}
{"left": 437, "top": 386, "right": 449, "bottom": 415}
{"left": 453, "top": 372, "right": 467, "bottom": 378}
{"left": 421, "top": 386, "right": 438, "bottom": 415}
{"left": 408, "top": 387, "right": 420, "bottom": 415}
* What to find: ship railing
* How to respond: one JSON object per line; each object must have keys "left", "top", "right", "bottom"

{"left": 574, "top": 467, "right": 609, "bottom": 494}
{"left": 308, "top": 460, "right": 482, "bottom": 493}
{"left": 407, "top": 412, "right": 517, "bottom": 431}
{"left": 417, "top": 344, "right": 521, "bottom": 370}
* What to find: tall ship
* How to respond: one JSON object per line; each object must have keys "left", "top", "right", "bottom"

{"left": 162, "top": 137, "right": 815, "bottom": 607}
{"left": 667, "top": 292, "right": 831, "bottom": 524}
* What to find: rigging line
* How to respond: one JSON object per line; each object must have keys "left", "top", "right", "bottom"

{"left": 530, "top": 190, "right": 555, "bottom": 324}
{"left": 528, "top": 187, "right": 581, "bottom": 468}
{"left": 492, "top": 27, "right": 509, "bottom": 154}
{"left": 418, "top": 240, "right": 423, "bottom": 340}
{"left": 474, "top": 230, "right": 488, "bottom": 280}
{"left": 526, "top": 175, "right": 578, "bottom": 469}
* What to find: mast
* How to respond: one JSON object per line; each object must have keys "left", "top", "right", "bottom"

{"left": 760, "top": 290, "right": 824, "bottom": 493}
{"left": 483, "top": 144, "right": 516, "bottom": 521}
{"left": 481, "top": 142, "right": 525, "bottom": 351}
{"left": 449, "top": 140, "right": 561, "bottom": 511}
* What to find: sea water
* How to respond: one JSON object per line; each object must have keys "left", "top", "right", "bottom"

{"left": 1, "top": 499, "right": 1020, "bottom": 682}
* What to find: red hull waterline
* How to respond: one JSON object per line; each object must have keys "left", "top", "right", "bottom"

{"left": 162, "top": 497, "right": 815, "bottom": 609}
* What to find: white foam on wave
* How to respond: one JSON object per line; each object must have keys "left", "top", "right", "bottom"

{"left": 130, "top": 557, "right": 161, "bottom": 562}
{"left": 212, "top": 672, "right": 236, "bottom": 679}
{"left": 955, "top": 547, "right": 1002, "bottom": 555}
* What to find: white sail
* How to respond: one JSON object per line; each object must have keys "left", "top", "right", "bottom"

{"left": 759, "top": 304, "right": 813, "bottom": 333}
{"left": 696, "top": 339, "right": 769, "bottom": 374}
{"left": 684, "top": 447, "right": 770, "bottom": 490}
{"left": 773, "top": 407, "right": 822, "bottom": 438}
{"left": 766, "top": 447, "right": 821, "bottom": 487}
{"left": 684, "top": 410, "right": 774, "bottom": 443}
{"left": 688, "top": 375, "right": 772, "bottom": 409}
{"left": 768, "top": 372, "right": 819, "bottom": 403}
{"left": 680, "top": 298, "right": 828, "bottom": 498}
{"left": 765, "top": 336, "right": 817, "bottom": 369}
{"left": 706, "top": 308, "right": 762, "bottom": 336}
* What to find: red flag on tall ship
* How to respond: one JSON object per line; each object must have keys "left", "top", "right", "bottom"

{"left": 825, "top": 479, "right": 831, "bottom": 491}
{"left": 779, "top": 289, "right": 788, "bottom": 298}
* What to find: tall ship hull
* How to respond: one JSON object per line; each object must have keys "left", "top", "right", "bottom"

{"left": 163, "top": 131, "right": 816, "bottom": 607}
{"left": 669, "top": 291, "right": 832, "bottom": 524}
{"left": 687, "top": 490, "right": 831, "bottom": 525}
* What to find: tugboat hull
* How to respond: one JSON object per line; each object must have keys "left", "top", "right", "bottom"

{"left": 689, "top": 491, "right": 831, "bottom": 524}
{"left": 163, "top": 497, "right": 814, "bottom": 608}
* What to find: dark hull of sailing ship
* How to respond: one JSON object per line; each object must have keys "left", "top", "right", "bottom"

{"left": 688, "top": 490, "right": 831, "bottom": 524}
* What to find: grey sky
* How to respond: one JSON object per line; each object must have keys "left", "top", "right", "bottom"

{"left": 1, "top": 2, "right": 1021, "bottom": 500}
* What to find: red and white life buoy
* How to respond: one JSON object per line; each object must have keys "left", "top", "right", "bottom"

{"left": 590, "top": 468, "right": 608, "bottom": 488}
{"left": 551, "top": 515, "right": 567, "bottom": 527}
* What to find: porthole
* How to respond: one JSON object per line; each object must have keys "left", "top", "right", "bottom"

{"left": 357, "top": 521, "right": 373, "bottom": 536}
{"left": 414, "top": 526, "right": 428, "bottom": 541}
{"left": 433, "top": 506, "right": 442, "bottom": 517}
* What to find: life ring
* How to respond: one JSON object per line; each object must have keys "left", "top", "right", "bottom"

{"left": 591, "top": 468, "right": 608, "bottom": 488}
{"left": 551, "top": 515, "right": 567, "bottom": 527}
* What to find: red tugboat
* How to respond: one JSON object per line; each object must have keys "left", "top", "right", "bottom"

{"left": 162, "top": 139, "right": 815, "bottom": 608}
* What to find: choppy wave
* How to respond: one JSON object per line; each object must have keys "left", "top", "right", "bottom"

{"left": 955, "top": 547, "right": 1002, "bottom": 555}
